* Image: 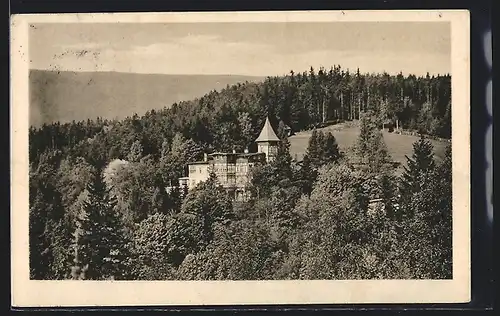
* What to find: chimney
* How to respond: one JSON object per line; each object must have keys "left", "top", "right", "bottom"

{"left": 232, "top": 149, "right": 236, "bottom": 154}
{"left": 203, "top": 153, "right": 208, "bottom": 162}
{"left": 244, "top": 148, "right": 249, "bottom": 154}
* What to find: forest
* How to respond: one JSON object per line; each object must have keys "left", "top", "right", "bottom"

{"left": 29, "top": 66, "right": 452, "bottom": 280}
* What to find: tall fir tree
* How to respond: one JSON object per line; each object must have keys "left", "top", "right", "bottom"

{"left": 299, "top": 129, "right": 341, "bottom": 194}
{"left": 272, "top": 137, "right": 293, "bottom": 182}
{"left": 399, "top": 136, "right": 436, "bottom": 215}
{"left": 355, "top": 113, "right": 374, "bottom": 161}
{"left": 366, "top": 127, "right": 391, "bottom": 173}
{"left": 71, "top": 168, "right": 129, "bottom": 280}
{"left": 298, "top": 154, "right": 317, "bottom": 195}
{"left": 323, "top": 132, "right": 341, "bottom": 164}
{"left": 396, "top": 146, "right": 451, "bottom": 278}
{"left": 314, "top": 130, "right": 326, "bottom": 164}
{"left": 29, "top": 153, "right": 71, "bottom": 280}
{"left": 355, "top": 111, "right": 391, "bottom": 173}
{"left": 306, "top": 129, "right": 320, "bottom": 167}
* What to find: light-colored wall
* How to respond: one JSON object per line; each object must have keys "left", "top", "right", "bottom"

{"left": 236, "top": 161, "right": 250, "bottom": 188}
{"left": 188, "top": 164, "right": 210, "bottom": 189}
{"left": 183, "top": 156, "right": 259, "bottom": 192}
{"left": 258, "top": 142, "right": 278, "bottom": 162}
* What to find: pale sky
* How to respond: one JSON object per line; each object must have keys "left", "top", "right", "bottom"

{"left": 29, "top": 22, "right": 451, "bottom": 76}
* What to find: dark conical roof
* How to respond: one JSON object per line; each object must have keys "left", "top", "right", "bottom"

{"left": 255, "top": 117, "right": 280, "bottom": 142}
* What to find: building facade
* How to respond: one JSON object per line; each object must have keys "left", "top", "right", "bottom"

{"left": 178, "top": 116, "right": 280, "bottom": 200}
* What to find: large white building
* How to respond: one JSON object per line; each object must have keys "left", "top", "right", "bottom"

{"left": 178, "top": 116, "right": 281, "bottom": 200}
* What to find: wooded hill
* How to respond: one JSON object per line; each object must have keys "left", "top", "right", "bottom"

{"left": 29, "top": 66, "right": 452, "bottom": 281}
{"left": 29, "top": 66, "right": 451, "bottom": 168}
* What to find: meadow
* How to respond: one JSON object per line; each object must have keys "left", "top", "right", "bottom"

{"left": 289, "top": 123, "right": 450, "bottom": 172}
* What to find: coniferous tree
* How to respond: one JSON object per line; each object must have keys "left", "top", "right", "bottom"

{"left": 440, "top": 101, "right": 452, "bottom": 138}
{"left": 355, "top": 112, "right": 391, "bottom": 173}
{"left": 303, "top": 129, "right": 321, "bottom": 169}
{"left": 323, "top": 132, "right": 341, "bottom": 164}
{"left": 377, "top": 171, "right": 397, "bottom": 218}
{"left": 433, "top": 144, "right": 452, "bottom": 276}
{"left": 366, "top": 128, "right": 391, "bottom": 173}
{"left": 399, "top": 136, "right": 436, "bottom": 215}
{"left": 71, "top": 168, "right": 129, "bottom": 280}
{"left": 48, "top": 217, "right": 75, "bottom": 279}
{"left": 355, "top": 113, "right": 373, "bottom": 161}
{"left": 273, "top": 138, "right": 293, "bottom": 182}
{"left": 299, "top": 129, "right": 342, "bottom": 193}
{"left": 395, "top": 145, "right": 451, "bottom": 279}
{"left": 250, "top": 137, "right": 294, "bottom": 197}
{"left": 304, "top": 130, "right": 341, "bottom": 169}
{"left": 314, "top": 130, "right": 326, "bottom": 163}
{"left": 237, "top": 112, "right": 254, "bottom": 149}
{"left": 29, "top": 150, "right": 70, "bottom": 280}
{"left": 298, "top": 154, "right": 317, "bottom": 195}
{"left": 127, "top": 140, "right": 144, "bottom": 162}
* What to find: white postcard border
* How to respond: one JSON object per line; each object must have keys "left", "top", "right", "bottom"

{"left": 11, "top": 10, "right": 471, "bottom": 307}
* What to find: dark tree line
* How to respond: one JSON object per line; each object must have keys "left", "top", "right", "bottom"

{"left": 28, "top": 66, "right": 452, "bottom": 280}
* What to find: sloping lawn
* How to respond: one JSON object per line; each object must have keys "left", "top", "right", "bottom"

{"left": 289, "top": 124, "right": 449, "bottom": 170}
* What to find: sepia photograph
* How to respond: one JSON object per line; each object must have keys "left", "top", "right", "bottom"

{"left": 11, "top": 10, "right": 471, "bottom": 306}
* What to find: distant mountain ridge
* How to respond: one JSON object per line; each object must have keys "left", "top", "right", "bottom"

{"left": 29, "top": 70, "right": 266, "bottom": 127}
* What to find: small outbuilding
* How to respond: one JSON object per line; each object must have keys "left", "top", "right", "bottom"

{"left": 283, "top": 124, "right": 294, "bottom": 137}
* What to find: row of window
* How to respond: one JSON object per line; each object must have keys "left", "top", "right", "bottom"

{"left": 189, "top": 163, "right": 257, "bottom": 174}
{"left": 185, "top": 176, "right": 249, "bottom": 189}
{"left": 189, "top": 167, "right": 205, "bottom": 174}
{"left": 209, "top": 165, "right": 252, "bottom": 173}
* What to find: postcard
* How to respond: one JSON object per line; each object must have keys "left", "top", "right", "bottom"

{"left": 11, "top": 10, "right": 470, "bottom": 307}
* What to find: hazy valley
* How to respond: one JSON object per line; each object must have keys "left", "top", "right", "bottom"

{"left": 29, "top": 70, "right": 265, "bottom": 127}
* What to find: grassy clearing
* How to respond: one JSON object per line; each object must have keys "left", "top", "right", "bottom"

{"left": 289, "top": 123, "right": 449, "bottom": 171}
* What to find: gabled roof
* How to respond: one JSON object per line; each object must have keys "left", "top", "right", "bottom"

{"left": 255, "top": 117, "right": 280, "bottom": 143}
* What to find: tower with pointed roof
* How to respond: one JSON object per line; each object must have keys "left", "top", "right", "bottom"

{"left": 255, "top": 116, "right": 280, "bottom": 163}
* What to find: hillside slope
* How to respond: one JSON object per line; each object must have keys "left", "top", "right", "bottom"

{"left": 29, "top": 70, "right": 265, "bottom": 127}
{"left": 288, "top": 124, "right": 449, "bottom": 170}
